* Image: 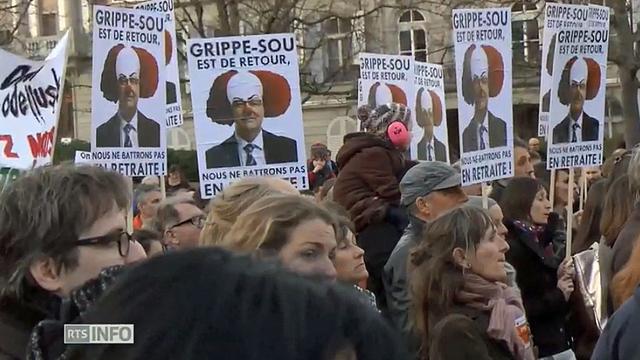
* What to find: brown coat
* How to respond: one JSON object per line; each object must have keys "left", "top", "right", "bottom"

{"left": 428, "top": 307, "right": 515, "bottom": 360}
{"left": 333, "top": 133, "right": 412, "bottom": 232}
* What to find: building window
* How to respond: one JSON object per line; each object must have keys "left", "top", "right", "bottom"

{"left": 398, "top": 10, "right": 427, "bottom": 62}
{"left": 324, "top": 17, "right": 353, "bottom": 82}
{"left": 39, "top": 0, "right": 57, "bottom": 36}
{"left": 512, "top": 0, "right": 540, "bottom": 64}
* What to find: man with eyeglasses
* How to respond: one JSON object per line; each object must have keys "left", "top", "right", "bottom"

{"left": 204, "top": 70, "right": 298, "bottom": 169}
{"left": 96, "top": 45, "right": 161, "bottom": 148}
{"left": 153, "top": 195, "right": 205, "bottom": 250}
{"left": 461, "top": 44, "right": 507, "bottom": 153}
{"left": 552, "top": 56, "right": 600, "bottom": 145}
{"left": 0, "top": 165, "right": 134, "bottom": 359}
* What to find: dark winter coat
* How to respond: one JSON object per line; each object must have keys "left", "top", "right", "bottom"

{"left": 0, "top": 291, "right": 59, "bottom": 360}
{"left": 505, "top": 219, "right": 572, "bottom": 357}
{"left": 428, "top": 306, "right": 515, "bottom": 360}
{"left": 591, "top": 286, "right": 640, "bottom": 360}
{"left": 333, "top": 132, "right": 416, "bottom": 314}
{"left": 333, "top": 132, "right": 414, "bottom": 232}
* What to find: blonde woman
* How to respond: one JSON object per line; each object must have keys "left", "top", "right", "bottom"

{"left": 221, "top": 194, "right": 338, "bottom": 281}
{"left": 199, "top": 177, "right": 297, "bottom": 247}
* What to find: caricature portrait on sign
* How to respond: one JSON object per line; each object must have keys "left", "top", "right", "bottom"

{"left": 552, "top": 56, "right": 601, "bottom": 145}
{"left": 164, "top": 30, "right": 178, "bottom": 105}
{"left": 366, "top": 82, "right": 407, "bottom": 109}
{"left": 460, "top": 44, "right": 507, "bottom": 152}
{"left": 204, "top": 70, "right": 298, "bottom": 169}
{"left": 96, "top": 44, "right": 161, "bottom": 148}
{"left": 415, "top": 88, "right": 446, "bottom": 161}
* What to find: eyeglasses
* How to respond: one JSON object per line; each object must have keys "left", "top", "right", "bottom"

{"left": 231, "top": 98, "right": 263, "bottom": 109}
{"left": 75, "top": 231, "right": 131, "bottom": 257}
{"left": 170, "top": 215, "right": 206, "bottom": 230}
{"left": 117, "top": 75, "right": 140, "bottom": 86}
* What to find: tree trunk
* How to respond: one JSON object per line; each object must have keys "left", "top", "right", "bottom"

{"left": 611, "top": 0, "right": 640, "bottom": 147}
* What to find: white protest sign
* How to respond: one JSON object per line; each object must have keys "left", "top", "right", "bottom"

{"left": 187, "top": 34, "right": 307, "bottom": 198}
{"left": 453, "top": 8, "right": 514, "bottom": 186}
{"left": 358, "top": 53, "right": 416, "bottom": 157}
{"left": 135, "top": 0, "right": 183, "bottom": 128}
{"left": 75, "top": 150, "right": 92, "bottom": 164}
{"left": 414, "top": 62, "right": 449, "bottom": 163}
{"left": 91, "top": 5, "right": 167, "bottom": 177}
{"left": 547, "top": 5, "right": 609, "bottom": 170}
{"left": 0, "top": 32, "right": 69, "bottom": 169}
{"left": 538, "top": 3, "right": 588, "bottom": 137}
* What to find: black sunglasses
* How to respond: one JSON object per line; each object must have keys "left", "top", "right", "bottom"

{"left": 170, "top": 215, "right": 205, "bottom": 230}
{"left": 76, "top": 231, "right": 131, "bottom": 257}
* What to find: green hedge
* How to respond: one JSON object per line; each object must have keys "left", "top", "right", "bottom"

{"left": 53, "top": 141, "right": 199, "bottom": 182}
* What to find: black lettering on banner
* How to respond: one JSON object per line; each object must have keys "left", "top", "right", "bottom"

{"left": 452, "top": 10, "right": 508, "bottom": 30}
{"left": 94, "top": 9, "right": 164, "bottom": 32}
{"left": 189, "top": 37, "right": 294, "bottom": 58}
{"left": 1, "top": 66, "right": 61, "bottom": 123}
{"left": 359, "top": 57, "right": 412, "bottom": 71}
{"left": 461, "top": 160, "right": 512, "bottom": 184}
{"left": 415, "top": 64, "right": 443, "bottom": 79}
{"left": 106, "top": 161, "right": 163, "bottom": 176}
{"left": 135, "top": 0, "right": 174, "bottom": 13}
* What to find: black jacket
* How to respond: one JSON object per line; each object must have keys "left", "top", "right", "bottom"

{"left": 383, "top": 217, "right": 425, "bottom": 354}
{"left": 0, "top": 292, "right": 58, "bottom": 360}
{"left": 428, "top": 306, "right": 514, "bottom": 360}
{"left": 96, "top": 111, "right": 161, "bottom": 148}
{"left": 592, "top": 286, "right": 640, "bottom": 360}
{"left": 552, "top": 112, "right": 599, "bottom": 144}
{"left": 505, "top": 219, "right": 571, "bottom": 357}
{"left": 461, "top": 112, "right": 507, "bottom": 152}
{"left": 417, "top": 136, "right": 447, "bottom": 162}
{"left": 205, "top": 131, "right": 298, "bottom": 169}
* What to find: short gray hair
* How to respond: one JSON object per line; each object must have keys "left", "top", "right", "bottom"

{"left": 151, "top": 195, "right": 196, "bottom": 234}
{"left": 466, "top": 195, "right": 497, "bottom": 209}
{"left": 135, "top": 184, "right": 160, "bottom": 207}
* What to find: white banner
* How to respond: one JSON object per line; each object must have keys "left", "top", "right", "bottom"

{"left": 358, "top": 53, "right": 416, "bottom": 157}
{"left": 547, "top": 5, "right": 609, "bottom": 170}
{"left": 453, "top": 8, "right": 514, "bottom": 186}
{"left": 135, "top": 0, "right": 183, "bottom": 128}
{"left": 538, "top": 3, "right": 588, "bottom": 137}
{"left": 74, "top": 150, "right": 92, "bottom": 164}
{"left": 414, "top": 62, "right": 449, "bottom": 163}
{"left": 91, "top": 5, "right": 167, "bottom": 177}
{"left": 187, "top": 34, "right": 307, "bottom": 198}
{"left": 0, "top": 32, "right": 69, "bottom": 169}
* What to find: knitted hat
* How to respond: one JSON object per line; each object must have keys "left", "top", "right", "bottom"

{"left": 358, "top": 103, "right": 411, "bottom": 136}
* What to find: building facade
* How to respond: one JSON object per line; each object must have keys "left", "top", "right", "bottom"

{"left": 1, "top": 0, "right": 625, "bottom": 161}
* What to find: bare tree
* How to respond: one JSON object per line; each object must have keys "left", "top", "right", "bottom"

{"left": 0, "top": 0, "right": 34, "bottom": 46}
{"left": 609, "top": 0, "right": 640, "bottom": 147}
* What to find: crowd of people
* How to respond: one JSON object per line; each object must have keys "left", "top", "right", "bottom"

{"left": 0, "top": 102, "right": 638, "bottom": 360}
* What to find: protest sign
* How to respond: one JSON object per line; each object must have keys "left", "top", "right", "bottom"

{"left": 187, "top": 33, "right": 307, "bottom": 198}
{"left": 546, "top": 5, "right": 609, "bottom": 170}
{"left": 414, "top": 61, "right": 449, "bottom": 162}
{"left": 0, "top": 32, "right": 69, "bottom": 169}
{"left": 452, "top": 8, "right": 514, "bottom": 186}
{"left": 538, "top": 3, "right": 589, "bottom": 137}
{"left": 91, "top": 5, "right": 166, "bottom": 177}
{"left": 75, "top": 150, "right": 92, "bottom": 164}
{"left": 135, "top": 0, "right": 183, "bottom": 128}
{"left": 358, "top": 53, "right": 416, "bottom": 157}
